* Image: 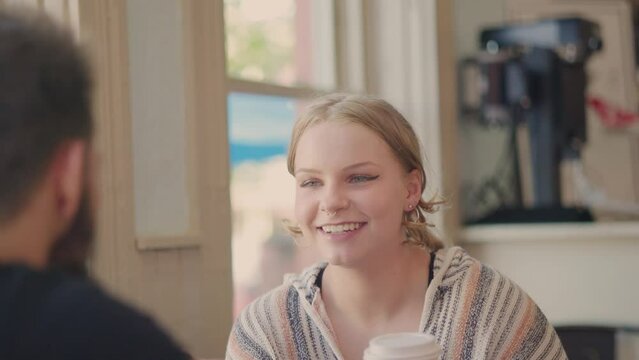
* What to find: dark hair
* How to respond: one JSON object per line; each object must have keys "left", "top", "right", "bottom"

{"left": 0, "top": 8, "right": 92, "bottom": 223}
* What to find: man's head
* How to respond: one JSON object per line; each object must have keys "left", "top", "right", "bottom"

{"left": 0, "top": 8, "right": 94, "bottom": 274}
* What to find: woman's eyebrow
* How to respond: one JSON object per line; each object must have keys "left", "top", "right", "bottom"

{"left": 294, "top": 168, "right": 320, "bottom": 176}
{"left": 343, "top": 161, "right": 379, "bottom": 170}
{"left": 294, "top": 161, "right": 379, "bottom": 176}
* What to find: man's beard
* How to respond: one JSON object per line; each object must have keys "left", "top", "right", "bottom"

{"left": 47, "top": 187, "right": 95, "bottom": 277}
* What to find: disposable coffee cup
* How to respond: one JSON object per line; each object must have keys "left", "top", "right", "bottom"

{"left": 363, "top": 333, "right": 442, "bottom": 360}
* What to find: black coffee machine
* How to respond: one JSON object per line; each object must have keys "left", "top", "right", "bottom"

{"left": 463, "top": 17, "right": 602, "bottom": 224}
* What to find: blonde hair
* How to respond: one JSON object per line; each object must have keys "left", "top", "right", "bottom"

{"left": 286, "top": 93, "right": 444, "bottom": 250}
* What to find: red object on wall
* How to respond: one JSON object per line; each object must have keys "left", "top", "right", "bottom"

{"left": 587, "top": 95, "right": 639, "bottom": 128}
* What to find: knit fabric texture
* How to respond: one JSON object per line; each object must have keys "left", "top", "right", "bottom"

{"left": 226, "top": 246, "right": 567, "bottom": 360}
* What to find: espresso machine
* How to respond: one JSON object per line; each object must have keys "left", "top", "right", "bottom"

{"left": 463, "top": 17, "right": 602, "bottom": 223}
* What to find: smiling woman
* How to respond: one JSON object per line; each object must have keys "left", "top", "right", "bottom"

{"left": 290, "top": 120, "right": 430, "bottom": 268}
{"left": 286, "top": 93, "right": 444, "bottom": 254}
{"left": 225, "top": 94, "right": 568, "bottom": 360}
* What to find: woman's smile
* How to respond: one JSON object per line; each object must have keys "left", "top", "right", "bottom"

{"left": 317, "top": 222, "right": 368, "bottom": 242}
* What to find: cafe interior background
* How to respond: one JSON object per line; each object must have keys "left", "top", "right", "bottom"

{"left": 3, "top": 0, "right": 638, "bottom": 358}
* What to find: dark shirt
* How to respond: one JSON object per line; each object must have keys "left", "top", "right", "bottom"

{"left": 0, "top": 264, "right": 191, "bottom": 360}
{"left": 314, "top": 251, "right": 437, "bottom": 289}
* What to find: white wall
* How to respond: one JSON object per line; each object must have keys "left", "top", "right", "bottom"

{"left": 464, "top": 238, "right": 639, "bottom": 326}
{"left": 454, "top": 0, "right": 505, "bottom": 59}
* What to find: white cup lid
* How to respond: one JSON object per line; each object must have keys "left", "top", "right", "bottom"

{"left": 367, "top": 333, "right": 441, "bottom": 357}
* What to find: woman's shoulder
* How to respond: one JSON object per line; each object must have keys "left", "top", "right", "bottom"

{"left": 431, "top": 246, "right": 546, "bottom": 331}
{"left": 432, "top": 246, "right": 524, "bottom": 294}
{"left": 233, "top": 261, "right": 327, "bottom": 327}
{"left": 228, "top": 262, "right": 329, "bottom": 358}
{"left": 428, "top": 247, "right": 565, "bottom": 359}
{"left": 432, "top": 246, "right": 479, "bottom": 284}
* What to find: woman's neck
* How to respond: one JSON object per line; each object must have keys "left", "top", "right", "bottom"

{"left": 321, "top": 246, "right": 431, "bottom": 328}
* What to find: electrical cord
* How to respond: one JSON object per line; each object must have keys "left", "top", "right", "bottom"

{"left": 463, "top": 126, "right": 519, "bottom": 220}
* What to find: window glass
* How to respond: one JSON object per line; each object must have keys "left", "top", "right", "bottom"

{"left": 228, "top": 92, "right": 320, "bottom": 316}
{"left": 224, "top": 0, "right": 336, "bottom": 89}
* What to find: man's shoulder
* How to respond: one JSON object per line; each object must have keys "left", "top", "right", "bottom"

{"left": 0, "top": 265, "right": 190, "bottom": 360}
{"left": 0, "top": 264, "right": 131, "bottom": 322}
{"left": 0, "top": 264, "right": 79, "bottom": 320}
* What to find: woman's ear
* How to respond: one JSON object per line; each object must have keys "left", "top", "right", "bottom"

{"left": 50, "top": 140, "right": 87, "bottom": 228}
{"left": 405, "top": 169, "right": 422, "bottom": 208}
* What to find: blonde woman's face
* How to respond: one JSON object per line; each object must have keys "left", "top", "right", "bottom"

{"left": 293, "top": 121, "right": 421, "bottom": 267}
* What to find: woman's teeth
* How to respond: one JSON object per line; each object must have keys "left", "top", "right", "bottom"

{"left": 321, "top": 223, "right": 362, "bottom": 234}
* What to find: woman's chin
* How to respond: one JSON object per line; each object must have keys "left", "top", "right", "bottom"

{"left": 322, "top": 251, "right": 350, "bottom": 266}
{"left": 323, "top": 251, "right": 368, "bottom": 268}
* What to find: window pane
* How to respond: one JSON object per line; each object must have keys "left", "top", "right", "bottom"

{"left": 224, "top": 0, "right": 336, "bottom": 89}
{"left": 228, "top": 92, "right": 320, "bottom": 316}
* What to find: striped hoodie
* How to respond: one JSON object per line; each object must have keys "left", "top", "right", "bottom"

{"left": 226, "top": 246, "right": 567, "bottom": 359}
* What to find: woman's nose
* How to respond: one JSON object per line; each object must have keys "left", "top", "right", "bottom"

{"left": 319, "top": 183, "right": 349, "bottom": 213}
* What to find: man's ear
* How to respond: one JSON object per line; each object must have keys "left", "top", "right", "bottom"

{"left": 50, "top": 140, "right": 87, "bottom": 226}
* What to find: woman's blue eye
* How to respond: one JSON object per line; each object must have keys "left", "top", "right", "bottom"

{"left": 350, "top": 175, "right": 379, "bottom": 183}
{"left": 301, "top": 179, "right": 321, "bottom": 187}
